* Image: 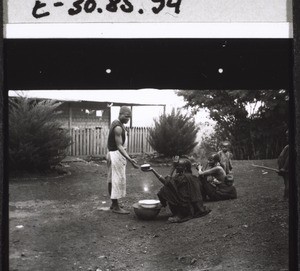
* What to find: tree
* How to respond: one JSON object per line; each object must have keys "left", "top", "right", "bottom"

{"left": 148, "top": 109, "right": 199, "bottom": 157}
{"left": 177, "top": 90, "right": 289, "bottom": 159}
{"left": 9, "top": 97, "right": 71, "bottom": 171}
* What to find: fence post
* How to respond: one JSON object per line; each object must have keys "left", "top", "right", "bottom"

{"left": 86, "top": 128, "right": 90, "bottom": 156}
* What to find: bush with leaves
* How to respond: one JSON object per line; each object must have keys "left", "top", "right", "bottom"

{"left": 9, "top": 97, "right": 71, "bottom": 172}
{"left": 148, "top": 109, "right": 199, "bottom": 157}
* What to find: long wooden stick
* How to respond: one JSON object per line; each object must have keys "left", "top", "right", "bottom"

{"left": 252, "top": 164, "right": 279, "bottom": 172}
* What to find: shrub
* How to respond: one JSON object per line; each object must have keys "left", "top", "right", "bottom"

{"left": 148, "top": 109, "right": 199, "bottom": 157}
{"left": 9, "top": 97, "right": 71, "bottom": 172}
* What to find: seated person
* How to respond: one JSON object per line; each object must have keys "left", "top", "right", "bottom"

{"left": 198, "top": 153, "right": 237, "bottom": 201}
{"left": 145, "top": 158, "right": 211, "bottom": 223}
{"left": 218, "top": 141, "right": 233, "bottom": 175}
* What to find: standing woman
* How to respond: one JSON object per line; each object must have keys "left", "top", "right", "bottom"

{"left": 106, "top": 106, "right": 139, "bottom": 214}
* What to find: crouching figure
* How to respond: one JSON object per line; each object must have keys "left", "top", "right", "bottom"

{"left": 144, "top": 158, "right": 211, "bottom": 223}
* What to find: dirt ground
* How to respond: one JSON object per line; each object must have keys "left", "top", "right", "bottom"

{"left": 9, "top": 157, "right": 289, "bottom": 271}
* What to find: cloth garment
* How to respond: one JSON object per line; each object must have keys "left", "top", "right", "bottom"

{"left": 107, "top": 150, "right": 127, "bottom": 199}
{"left": 277, "top": 144, "right": 289, "bottom": 199}
{"left": 199, "top": 178, "right": 237, "bottom": 201}
{"left": 278, "top": 145, "right": 289, "bottom": 171}
{"left": 157, "top": 173, "right": 207, "bottom": 218}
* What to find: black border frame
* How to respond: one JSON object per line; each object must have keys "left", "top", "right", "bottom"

{"left": 1, "top": 6, "right": 299, "bottom": 271}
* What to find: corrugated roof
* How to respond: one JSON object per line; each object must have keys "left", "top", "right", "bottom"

{"left": 8, "top": 91, "right": 166, "bottom": 107}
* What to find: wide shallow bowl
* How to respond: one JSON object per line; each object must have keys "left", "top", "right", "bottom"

{"left": 138, "top": 199, "right": 160, "bottom": 209}
{"left": 133, "top": 203, "right": 161, "bottom": 220}
{"left": 140, "top": 164, "right": 151, "bottom": 172}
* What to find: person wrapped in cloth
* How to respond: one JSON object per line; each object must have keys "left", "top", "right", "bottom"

{"left": 106, "top": 106, "right": 139, "bottom": 214}
{"left": 277, "top": 130, "right": 289, "bottom": 199}
{"left": 144, "top": 157, "right": 211, "bottom": 223}
{"left": 197, "top": 153, "right": 237, "bottom": 201}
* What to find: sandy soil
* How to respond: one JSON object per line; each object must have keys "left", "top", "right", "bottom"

{"left": 9, "top": 158, "right": 289, "bottom": 271}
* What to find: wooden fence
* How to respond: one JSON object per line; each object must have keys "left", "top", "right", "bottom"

{"left": 68, "top": 127, "right": 154, "bottom": 156}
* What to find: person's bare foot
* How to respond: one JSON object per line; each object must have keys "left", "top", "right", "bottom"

{"left": 111, "top": 207, "right": 130, "bottom": 214}
{"left": 110, "top": 204, "right": 123, "bottom": 210}
{"left": 168, "top": 215, "right": 193, "bottom": 223}
{"left": 168, "top": 216, "right": 182, "bottom": 223}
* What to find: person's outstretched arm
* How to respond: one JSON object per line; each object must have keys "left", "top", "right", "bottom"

{"left": 150, "top": 168, "right": 167, "bottom": 185}
{"left": 198, "top": 166, "right": 222, "bottom": 177}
